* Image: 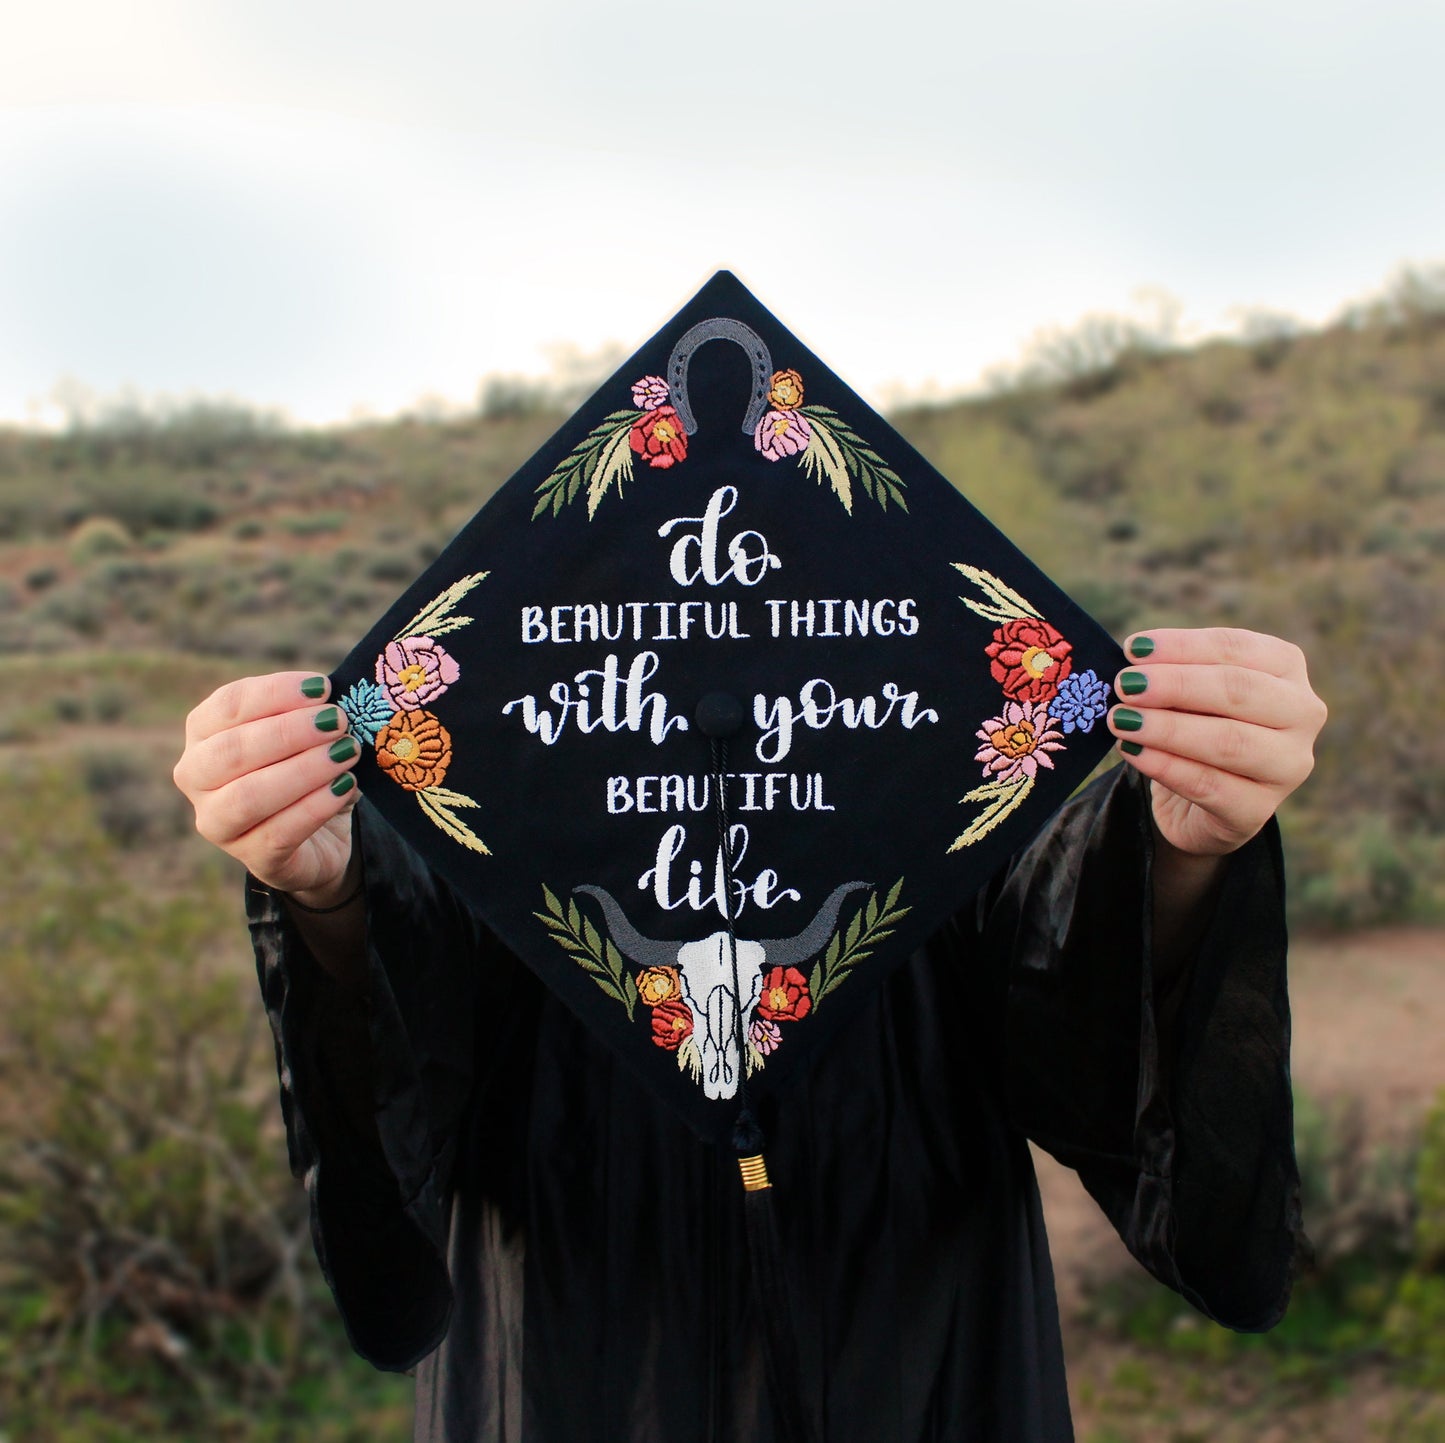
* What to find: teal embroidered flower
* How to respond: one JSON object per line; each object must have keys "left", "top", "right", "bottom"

{"left": 340, "top": 679, "right": 395, "bottom": 745}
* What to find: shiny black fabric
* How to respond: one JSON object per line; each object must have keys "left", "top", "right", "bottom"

{"left": 248, "top": 765, "right": 1300, "bottom": 1443}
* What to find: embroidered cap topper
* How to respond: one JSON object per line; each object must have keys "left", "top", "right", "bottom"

{"left": 333, "top": 272, "right": 1124, "bottom": 1145}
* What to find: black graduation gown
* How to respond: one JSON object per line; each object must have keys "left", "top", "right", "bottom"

{"left": 247, "top": 764, "right": 1300, "bottom": 1443}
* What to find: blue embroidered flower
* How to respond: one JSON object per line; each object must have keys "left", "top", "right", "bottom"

{"left": 1050, "top": 669, "right": 1110, "bottom": 734}
{"left": 340, "top": 678, "right": 395, "bottom": 746}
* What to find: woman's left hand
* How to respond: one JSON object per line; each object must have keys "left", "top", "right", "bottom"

{"left": 1108, "top": 627, "right": 1328, "bottom": 858}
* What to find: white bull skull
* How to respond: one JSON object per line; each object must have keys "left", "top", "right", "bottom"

{"left": 574, "top": 882, "right": 868, "bottom": 1101}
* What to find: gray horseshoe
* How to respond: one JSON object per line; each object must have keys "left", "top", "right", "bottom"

{"left": 665, "top": 318, "right": 774, "bottom": 437}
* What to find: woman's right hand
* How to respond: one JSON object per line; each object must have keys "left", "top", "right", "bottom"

{"left": 173, "top": 672, "right": 363, "bottom": 906}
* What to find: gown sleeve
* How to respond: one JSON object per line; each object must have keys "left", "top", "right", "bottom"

{"left": 247, "top": 797, "right": 537, "bottom": 1371}
{"left": 965, "top": 762, "right": 1302, "bottom": 1332}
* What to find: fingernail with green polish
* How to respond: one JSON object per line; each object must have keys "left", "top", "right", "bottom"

{"left": 314, "top": 706, "right": 341, "bottom": 732}
{"left": 330, "top": 772, "right": 356, "bottom": 797}
{"left": 1128, "top": 635, "right": 1155, "bottom": 660}
{"left": 328, "top": 736, "right": 359, "bottom": 763}
{"left": 1119, "top": 670, "right": 1148, "bottom": 696}
{"left": 1120, "top": 740, "right": 1143, "bottom": 756}
{"left": 1113, "top": 707, "right": 1144, "bottom": 733}
{"left": 301, "top": 675, "right": 327, "bottom": 699}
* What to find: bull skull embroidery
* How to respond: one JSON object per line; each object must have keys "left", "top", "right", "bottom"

{"left": 576, "top": 883, "right": 868, "bottom": 1101}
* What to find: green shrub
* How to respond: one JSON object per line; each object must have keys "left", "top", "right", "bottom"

{"left": 0, "top": 767, "right": 409, "bottom": 1437}
{"left": 1384, "top": 1090, "right": 1445, "bottom": 1389}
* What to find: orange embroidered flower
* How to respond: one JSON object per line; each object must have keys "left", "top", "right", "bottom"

{"left": 637, "top": 966, "right": 682, "bottom": 1006}
{"left": 375, "top": 709, "right": 453, "bottom": 791}
{"left": 768, "top": 368, "right": 805, "bottom": 409}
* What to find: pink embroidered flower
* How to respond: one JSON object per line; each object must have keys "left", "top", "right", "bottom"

{"left": 376, "top": 636, "right": 461, "bottom": 711}
{"left": 631, "top": 375, "right": 670, "bottom": 411}
{"left": 753, "top": 408, "right": 813, "bottom": 462}
{"left": 630, "top": 406, "right": 688, "bottom": 469}
{"left": 750, "top": 1017, "right": 783, "bottom": 1056}
{"left": 975, "top": 699, "right": 1066, "bottom": 784}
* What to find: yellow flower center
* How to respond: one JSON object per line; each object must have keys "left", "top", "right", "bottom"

{"left": 1020, "top": 645, "right": 1055, "bottom": 678}
{"left": 772, "top": 415, "right": 791, "bottom": 437}
{"left": 391, "top": 736, "right": 417, "bottom": 761}
{"left": 1001, "top": 723, "right": 1037, "bottom": 758}
{"left": 397, "top": 663, "right": 428, "bottom": 693}
{"left": 654, "top": 421, "right": 676, "bottom": 444}
{"left": 768, "top": 986, "right": 790, "bottom": 1011}
{"left": 672, "top": 1015, "right": 688, "bottom": 1033}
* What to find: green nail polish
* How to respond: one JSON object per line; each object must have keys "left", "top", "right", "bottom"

{"left": 301, "top": 675, "right": 327, "bottom": 699}
{"left": 314, "top": 706, "right": 341, "bottom": 732}
{"left": 328, "top": 736, "right": 359, "bottom": 763}
{"left": 330, "top": 772, "right": 356, "bottom": 797}
{"left": 1113, "top": 707, "right": 1144, "bottom": 732}
{"left": 1120, "top": 740, "right": 1143, "bottom": 756}
{"left": 1119, "top": 670, "right": 1148, "bottom": 696}
{"left": 1128, "top": 635, "right": 1155, "bottom": 660}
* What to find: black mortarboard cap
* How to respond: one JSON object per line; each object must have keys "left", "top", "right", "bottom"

{"left": 333, "top": 272, "right": 1124, "bottom": 1147}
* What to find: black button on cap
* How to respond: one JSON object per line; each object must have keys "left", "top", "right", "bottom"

{"left": 695, "top": 691, "right": 745, "bottom": 739}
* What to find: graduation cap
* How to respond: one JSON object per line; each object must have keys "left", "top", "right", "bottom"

{"left": 333, "top": 271, "right": 1124, "bottom": 1154}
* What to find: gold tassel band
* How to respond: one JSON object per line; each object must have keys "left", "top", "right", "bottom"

{"left": 738, "top": 1154, "right": 772, "bottom": 1192}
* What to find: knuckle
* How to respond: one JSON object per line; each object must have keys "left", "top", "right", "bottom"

{"left": 1221, "top": 665, "right": 1255, "bottom": 713}
{"left": 212, "top": 728, "right": 247, "bottom": 784}
{"left": 1215, "top": 721, "right": 1250, "bottom": 767}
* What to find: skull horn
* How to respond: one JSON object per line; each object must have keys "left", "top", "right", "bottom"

{"left": 758, "top": 882, "right": 871, "bottom": 968}
{"left": 572, "top": 886, "right": 678, "bottom": 970}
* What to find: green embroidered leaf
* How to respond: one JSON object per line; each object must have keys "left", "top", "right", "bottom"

{"left": 582, "top": 914, "right": 603, "bottom": 958}
{"left": 800, "top": 405, "right": 906, "bottom": 515}
{"left": 811, "top": 879, "right": 913, "bottom": 1008}
{"left": 538, "top": 885, "right": 638, "bottom": 1018}
{"left": 534, "top": 412, "right": 638, "bottom": 519}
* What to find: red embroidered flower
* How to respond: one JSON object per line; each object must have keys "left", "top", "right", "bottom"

{"left": 650, "top": 999, "right": 693, "bottom": 1051}
{"left": 375, "top": 709, "right": 452, "bottom": 791}
{"left": 985, "top": 618, "right": 1073, "bottom": 702}
{"left": 757, "top": 966, "right": 811, "bottom": 1023}
{"left": 629, "top": 405, "right": 688, "bottom": 469}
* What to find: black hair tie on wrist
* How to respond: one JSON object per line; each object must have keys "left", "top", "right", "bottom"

{"left": 284, "top": 882, "right": 364, "bottom": 914}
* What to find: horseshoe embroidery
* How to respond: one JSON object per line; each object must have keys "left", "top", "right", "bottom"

{"left": 531, "top": 316, "right": 907, "bottom": 519}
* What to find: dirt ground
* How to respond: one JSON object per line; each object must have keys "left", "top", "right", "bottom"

{"left": 1039, "top": 926, "right": 1445, "bottom": 1439}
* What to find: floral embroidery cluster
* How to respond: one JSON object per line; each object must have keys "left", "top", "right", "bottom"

{"left": 532, "top": 360, "right": 907, "bottom": 519}
{"left": 338, "top": 574, "right": 491, "bottom": 854}
{"left": 538, "top": 879, "right": 908, "bottom": 1097}
{"left": 948, "top": 566, "right": 1111, "bottom": 852}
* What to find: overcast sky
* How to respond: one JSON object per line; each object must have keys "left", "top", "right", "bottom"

{"left": 1, "top": 0, "right": 1440, "bottom": 426}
